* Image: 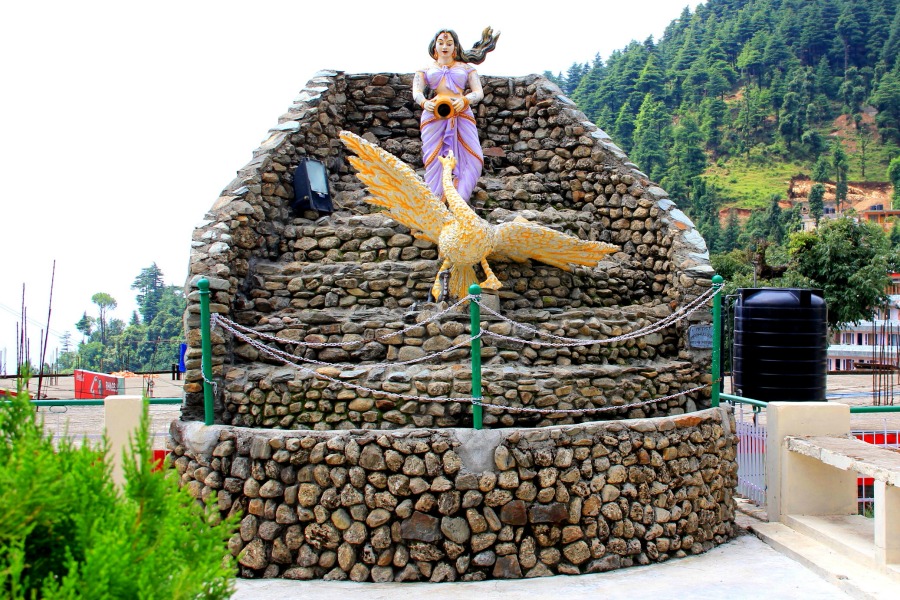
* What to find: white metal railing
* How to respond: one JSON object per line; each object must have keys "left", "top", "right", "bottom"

{"left": 735, "top": 402, "right": 767, "bottom": 505}
{"left": 733, "top": 406, "right": 900, "bottom": 516}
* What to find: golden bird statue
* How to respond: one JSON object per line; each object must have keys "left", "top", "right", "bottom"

{"left": 339, "top": 130, "right": 618, "bottom": 301}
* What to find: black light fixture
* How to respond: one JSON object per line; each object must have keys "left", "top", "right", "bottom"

{"left": 291, "top": 158, "right": 333, "bottom": 214}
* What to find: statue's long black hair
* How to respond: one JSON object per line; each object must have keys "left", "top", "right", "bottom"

{"left": 427, "top": 27, "right": 500, "bottom": 65}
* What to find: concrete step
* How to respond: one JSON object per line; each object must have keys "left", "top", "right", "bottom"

{"left": 782, "top": 515, "right": 877, "bottom": 571}
{"left": 781, "top": 515, "right": 900, "bottom": 582}
{"left": 750, "top": 520, "right": 899, "bottom": 599}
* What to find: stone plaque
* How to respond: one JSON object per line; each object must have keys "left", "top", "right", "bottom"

{"left": 689, "top": 325, "right": 713, "bottom": 349}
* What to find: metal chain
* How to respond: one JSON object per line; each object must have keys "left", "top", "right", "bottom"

{"left": 212, "top": 295, "right": 472, "bottom": 349}
{"left": 220, "top": 318, "right": 482, "bottom": 369}
{"left": 204, "top": 284, "right": 719, "bottom": 415}
{"left": 476, "top": 284, "right": 720, "bottom": 347}
{"left": 229, "top": 328, "right": 477, "bottom": 404}
{"left": 474, "top": 383, "right": 710, "bottom": 415}
{"left": 216, "top": 320, "right": 710, "bottom": 415}
{"left": 201, "top": 373, "right": 218, "bottom": 396}
{"left": 479, "top": 285, "right": 716, "bottom": 343}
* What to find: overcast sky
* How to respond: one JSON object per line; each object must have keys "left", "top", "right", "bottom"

{"left": 0, "top": 0, "right": 702, "bottom": 374}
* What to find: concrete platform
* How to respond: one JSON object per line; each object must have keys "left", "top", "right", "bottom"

{"left": 231, "top": 532, "right": 853, "bottom": 600}
{"left": 751, "top": 520, "right": 897, "bottom": 599}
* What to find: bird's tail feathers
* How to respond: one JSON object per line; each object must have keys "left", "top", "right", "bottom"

{"left": 450, "top": 264, "right": 478, "bottom": 301}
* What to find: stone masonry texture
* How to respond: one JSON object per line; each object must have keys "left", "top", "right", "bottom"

{"left": 173, "top": 70, "right": 734, "bottom": 582}
{"left": 170, "top": 406, "right": 738, "bottom": 581}
{"left": 181, "top": 71, "right": 714, "bottom": 428}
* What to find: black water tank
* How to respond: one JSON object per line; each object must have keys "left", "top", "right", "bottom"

{"left": 733, "top": 288, "right": 827, "bottom": 402}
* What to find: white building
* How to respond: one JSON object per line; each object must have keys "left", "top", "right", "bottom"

{"left": 827, "top": 290, "right": 900, "bottom": 372}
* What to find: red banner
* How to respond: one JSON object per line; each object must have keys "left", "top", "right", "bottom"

{"left": 74, "top": 369, "right": 121, "bottom": 399}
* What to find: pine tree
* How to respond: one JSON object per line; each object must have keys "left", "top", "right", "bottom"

{"left": 547, "top": 0, "right": 895, "bottom": 214}
{"left": 564, "top": 62, "right": 586, "bottom": 95}
{"left": 737, "top": 32, "right": 767, "bottom": 87}
{"left": 666, "top": 114, "right": 706, "bottom": 194}
{"left": 763, "top": 30, "right": 793, "bottom": 78}
{"left": 735, "top": 85, "right": 767, "bottom": 156}
{"left": 839, "top": 67, "right": 868, "bottom": 119}
{"left": 799, "top": 2, "right": 831, "bottom": 66}
{"left": 705, "top": 209, "right": 723, "bottom": 254}
{"left": 872, "top": 68, "right": 900, "bottom": 142}
{"left": 808, "top": 182, "right": 825, "bottom": 224}
{"left": 684, "top": 57, "right": 710, "bottom": 103}
{"left": 91, "top": 293, "right": 117, "bottom": 347}
{"left": 723, "top": 210, "right": 741, "bottom": 252}
{"left": 632, "top": 94, "right": 669, "bottom": 181}
{"left": 867, "top": 4, "right": 891, "bottom": 66}
{"left": 60, "top": 332, "right": 72, "bottom": 354}
{"left": 812, "top": 155, "right": 830, "bottom": 182}
{"left": 700, "top": 97, "right": 727, "bottom": 154}
{"left": 131, "top": 263, "right": 165, "bottom": 325}
{"left": 813, "top": 56, "right": 838, "bottom": 100}
{"left": 765, "top": 195, "right": 785, "bottom": 244}
{"left": 595, "top": 105, "right": 615, "bottom": 133}
{"left": 857, "top": 124, "right": 872, "bottom": 180}
{"left": 778, "top": 91, "right": 804, "bottom": 146}
{"left": 613, "top": 101, "right": 637, "bottom": 151}
{"left": 832, "top": 144, "right": 850, "bottom": 211}
{"left": 882, "top": 9, "right": 900, "bottom": 68}
{"left": 637, "top": 54, "right": 664, "bottom": 97}
{"left": 704, "top": 39, "right": 735, "bottom": 98}
{"left": 571, "top": 55, "right": 606, "bottom": 122}
{"left": 836, "top": 4, "right": 866, "bottom": 71}
{"left": 75, "top": 312, "right": 94, "bottom": 342}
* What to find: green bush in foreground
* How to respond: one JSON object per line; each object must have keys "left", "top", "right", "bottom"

{"left": 0, "top": 374, "right": 238, "bottom": 599}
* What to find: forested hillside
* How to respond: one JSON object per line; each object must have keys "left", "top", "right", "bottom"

{"left": 547, "top": 0, "right": 900, "bottom": 254}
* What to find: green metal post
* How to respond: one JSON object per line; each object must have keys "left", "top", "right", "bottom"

{"left": 711, "top": 274, "right": 724, "bottom": 408}
{"left": 198, "top": 278, "right": 214, "bottom": 426}
{"left": 469, "top": 284, "right": 483, "bottom": 430}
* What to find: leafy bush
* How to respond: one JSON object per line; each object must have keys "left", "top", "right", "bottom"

{"left": 0, "top": 372, "right": 237, "bottom": 599}
{"left": 709, "top": 249, "right": 752, "bottom": 281}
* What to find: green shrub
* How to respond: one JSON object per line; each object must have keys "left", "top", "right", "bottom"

{"left": 0, "top": 372, "right": 238, "bottom": 599}
{"left": 709, "top": 249, "right": 752, "bottom": 281}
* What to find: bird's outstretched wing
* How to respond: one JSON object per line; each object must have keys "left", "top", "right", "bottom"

{"left": 340, "top": 131, "right": 450, "bottom": 244}
{"left": 491, "top": 217, "right": 618, "bottom": 270}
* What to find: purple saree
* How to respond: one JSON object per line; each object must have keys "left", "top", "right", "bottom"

{"left": 419, "top": 64, "right": 483, "bottom": 202}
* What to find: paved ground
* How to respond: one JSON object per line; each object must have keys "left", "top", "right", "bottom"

{"left": 1, "top": 373, "right": 182, "bottom": 449}
{"left": 230, "top": 530, "right": 853, "bottom": 600}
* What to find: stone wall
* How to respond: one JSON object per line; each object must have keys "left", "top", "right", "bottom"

{"left": 170, "top": 406, "right": 737, "bottom": 581}
{"left": 182, "top": 70, "right": 714, "bottom": 426}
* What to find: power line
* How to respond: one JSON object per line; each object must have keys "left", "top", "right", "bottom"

{"left": 0, "top": 301, "right": 68, "bottom": 338}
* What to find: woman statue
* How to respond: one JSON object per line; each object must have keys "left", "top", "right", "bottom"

{"left": 412, "top": 27, "right": 499, "bottom": 203}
